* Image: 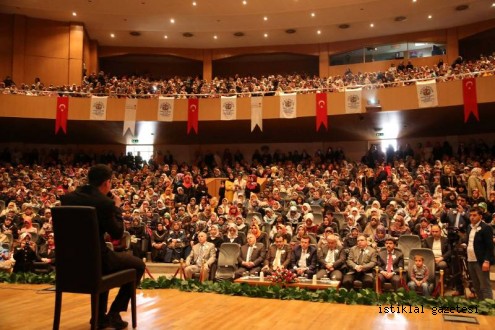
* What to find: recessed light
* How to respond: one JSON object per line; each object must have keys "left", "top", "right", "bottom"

{"left": 317, "top": 30, "right": 321, "bottom": 35}
{"left": 72, "top": 12, "right": 77, "bottom": 17}
{"left": 492, "top": 2, "right": 495, "bottom": 7}
{"left": 428, "top": 15, "right": 432, "bottom": 19}
{"left": 192, "top": 1, "right": 197, "bottom": 6}
{"left": 213, "top": 35, "right": 218, "bottom": 39}
{"left": 263, "top": 16, "right": 268, "bottom": 21}
{"left": 242, "top": 0, "right": 247, "bottom": 5}
{"left": 370, "top": 23, "right": 374, "bottom": 27}
{"left": 311, "top": 12, "right": 316, "bottom": 17}
{"left": 412, "top": 0, "right": 417, "bottom": 2}
{"left": 264, "top": 33, "right": 268, "bottom": 38}
{"left": 110, "top": 33, "right": 115, "bottom": 38}
{"left": 170, "top": 18, "right": 175, "bottom": 24}
{"left": 164, "top": 35, "right": 168, "bottom": 39}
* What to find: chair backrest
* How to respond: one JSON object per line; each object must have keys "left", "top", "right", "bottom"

{"left": 52, "top": 206, "right": 102, "bottom": 293}
{"left": 310, "top": 205, "right": 323, "bottom": 214}
{"left": 397, "top": 235, "right": 421, "bottom": 262}
{"left": 217, "top": 243, "right": 241, "bottom": 267}
{"left": 246, "top": 212, "right": 262, "bottom": 227}
{"left": 32, "top": 222, "right": 40, "bottom": 231}
{"left": 0, "top": 200, "right": 5, "bottom": 212}
{"left": 237, "top": 231, "right": 246, "bottom": 245}
{"left": 312, "top": 213, "right": 323, "bottom": 225}
{"left": 408, "top": 248, "right": 436, "bottom": 283}
{"left": 333, "top": 213, "right": 346, "bottom": 230}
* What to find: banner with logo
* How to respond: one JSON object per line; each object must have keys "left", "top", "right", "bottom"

{"left": 279, "top": 93, "right": 297, "bottom": 119}
{"left": 462, "top": 78, "right": 479, "bottom": 122}
{"left": 251, "top": 96, "right": 263, "bottom": 132}
{"left": 55, "top": 96, "right": 68, "bottom": 134}
{"left": 220, "top": 96, "right": 237, "bottom": 121}
{"left": 123, "top": 98, "right": 137, "bottom": 136}
{"left": 90, "top": 96, "right": 108, "bottom": 120}
{"left": 416, "top": 80, "right": 438, "bottom": 108}
{"left": 315, "top": 92, "right": 328, "bottom": 131}
{"left": 157, "top": 97, "right": 174, "bottom": 122}
{"left": 345, "top": 88, "right": 362, "bottom": 114}
{"left": 187, "top": 98, "right": 199, "bottom": 134}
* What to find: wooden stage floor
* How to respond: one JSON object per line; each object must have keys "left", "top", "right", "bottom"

{"left": 0, "top": 283, "right": 492, "bottom": 329}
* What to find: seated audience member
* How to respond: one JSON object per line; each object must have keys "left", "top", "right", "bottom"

{"left": 13, "top": 233, "right": 38, "bottom": 273}
{"left": 35, "top": 232, "right": 56, "bottom": 272}
{"left": 316, "top": 234, "right": 346, "bottom": 281}
{"left": 128, "top": 217, "right": 148, "bottom": 258}
{"left": 303, "top": 214, "right": 318, "bottom": 234}
{"left": 250, "top": 222, "right": 268, "bottom": 249}
{"left": 408, "top": 254, "right": 431, "bottom": 297}
{"left": 235, "top": 233, "right": 266, "bottom": 278}
{"left": 342, "top": 235, "right": 377, "bottom": 290}
{"left": 184, "top": 232, "right": 216, "bottom": 279}
{"left": 376, "top": 238, "right": 404, "bottom": 291}
{"left": 422, "top": 224, "right": 450, "bottom": 271}
{"left": 343, "top": 227, "right": 359, "bottom": 249}
{"left": 235, "top": 215, "right": 249, "bottom": 237}
{"left": 389, "top": 215, "right": 411, "bottom": 238}
{"left": 363, "top": 216, "right": 380, "bottom": 238}
{"left": 151, "top": 223, "right": 168, "bottom": 262}
{"left": 417, "top": 217, "right": 432, "bottom": 239}
{"left": 0, "top": 244, "right": 13, "bottom": 273}
{"left": 369, "top": 225, "right": 388, "bottom": 249}
{"left": 167, "top": 221, "right": 187, "bottom": 263}
{"left": 223, "top": 224, "right": 244, "bottom": 245}
{"left": 262, "top": 234, "right": 292, "bottom": 275}
{"left": 1, "top": 216, "right": 18, "bottom": 242}
{"left": 290, "top": 235, "right": 317, "bottom": 279}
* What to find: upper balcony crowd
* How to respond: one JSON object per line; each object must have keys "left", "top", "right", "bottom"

{"left": 1, "top": 55, "right": 494, "bottom": 99}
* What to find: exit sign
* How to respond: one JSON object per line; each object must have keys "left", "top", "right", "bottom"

{"left": 375, "top": 133, "right": 384, "bottom": 137}
{"left": 131, "top": 139, "right": 139, "bottom": 144}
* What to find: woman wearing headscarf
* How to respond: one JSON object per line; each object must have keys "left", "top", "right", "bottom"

{"left": 369, "top": 225, "right": 388, "bottom": 249}
{"left": 223, "top": 224, "right": 243, "bottom": 245}
{"left": 151, "top": 222, "right": 168, "bottom": 262}
{"left": 36, "top": 233, "right": 56, "bottom": 272}
{"left": 13, "top": 233, "right": 38, "bottom": 273}
{"left": 249, "top": 222, "right": 268, "bottom": 249}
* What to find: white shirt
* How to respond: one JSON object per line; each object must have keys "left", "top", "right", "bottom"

{"left": 298, "top": 249, "right": 308, "bottom": 268}
{"left": 325, "top": 249, "right": 336, "bottom": 265}
{"left": 432, "top": 239, "right": 442, "bottom": 258}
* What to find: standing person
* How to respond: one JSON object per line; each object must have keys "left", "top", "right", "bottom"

{"left": 465, "top": 206, "right": 495, "bottom": 300}
{"left": 61, "top": 164, "right": 145, "bottom": 329}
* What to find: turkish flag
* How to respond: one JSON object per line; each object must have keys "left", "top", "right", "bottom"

{"left": 56, "top": 96, "right": 68, "bottom": 134}
{"left": 462, "top": 78, "right": 479, "bottom": 123}
{"left": 187, "top": 98, "right": 199, "bottom": 134}
{"left": 315, "top": 92, "right": 328, "bottom": 131}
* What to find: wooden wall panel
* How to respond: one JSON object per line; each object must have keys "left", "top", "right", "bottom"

{"left": 23, "top": 56, "right": 69, "bottom": 86}
{"left": 0, "top": 14, "right": 14, "bottom": 81}
{"left": 25, "top": 18, "right": 70, "bottom": 59}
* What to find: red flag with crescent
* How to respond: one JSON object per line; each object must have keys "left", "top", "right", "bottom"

{"left": 187, "top": 98, "right": 199, "bottom": 134}
{"left": 56, "top": 96, "right": 68, "bottom": 134}
{"left": 462, "top": 78, "right": 479, "bottom": 123}
{"left": 315, "top": 92, "right": 328, "bottom": 131}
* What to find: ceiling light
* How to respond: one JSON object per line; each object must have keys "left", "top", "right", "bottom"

{"left": 110, "top": 33, "right": 115, "bottom": 38}
{"left": 263, "top": 16, "right": 268, "bottom": 21}
{"left": 412, "top": 0, "right": 417, "bottom": 2}
{"left": 192, "top": 1, "right": 197, "bottom": 6}
{"left": 264, "top": 33, "right": 268, "bottom": 38}
{"left": 317, "top": 30, "right": 321, "bottom": 35}
{"left": 370, "top": 23, "right": 374, "bottom": 27}
{"left": 170, "top": 18, "right": 175, "bottom": 24}
{"left": 242, "top": 0, "right": 247, "bottom": 5}
{"left": 311, "top": 12, "right": 316, "bottom": 17}
{"left": 72, "top": 12, "right": 77, "bottom": 17}
{"left": 164, "top": 35, "right": 168, "bottom": 39}
{"left": 428, "top": 15, "right": 432, "bottom": 19}
{"left": 213, "top": 35, "right": 218, "bottom": 39}
{"left": 492, "top": 2, "right": 495, "bottom": 7}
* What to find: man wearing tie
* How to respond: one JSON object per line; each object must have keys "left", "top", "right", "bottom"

{"left": 343, "top": 235, "right": 377, "bottom": 290}
{"left": 377, "top": 238, "right": 404, "bottom": 291}
{"left": 184, "top": 232, "right": 216, "bottom": 279}
{"left": 235, "top": 233, "right": 266, "bottom": 278}
{"left": 316, "top": 234, "right": 346, "bottom": 281}
{"left": 262, "top": 234, "right": 292, "bottom": 275}
{"left": 290, "top": 235, "right": 317, "bottom": 279}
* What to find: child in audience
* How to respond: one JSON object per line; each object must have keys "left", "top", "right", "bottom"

{"left": 408, "top": 255, "right": 430, "bottom": 297}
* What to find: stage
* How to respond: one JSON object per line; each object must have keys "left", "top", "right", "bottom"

{"left": 0, "top": 283, "right": 491, "bottom": 329}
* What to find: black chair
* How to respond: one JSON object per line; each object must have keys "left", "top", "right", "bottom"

{"left": 398, "top": 235, "right": 421, "bottom": 271}
{"left": 52, "top": 206, "right": 137, "bottom": 330}
{"left": 407, "top": 248, "right": 444, "bottom": 296}
{"left": 215, "top": 243, "right": 241, "bottom": 281}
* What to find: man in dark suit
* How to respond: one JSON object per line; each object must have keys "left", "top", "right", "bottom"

{"left": 423, "top": 225, "right": 451, "bottom": 270}
{"left": 343, "top": 235, "right": 377, "bottom": 290}
{"left": 465, "top": 206, "right": 495, "bottom": 300}
{"left": 234, "top": 233, "right": 266, "bottom": 278}
{"left": 376, "top": 238, "right": 404, "bottom": 291}
{"left": 262, "top": 233, "right": 291, "bottom": 275}
{"left": 316, "top": 234, "right": 346, "bottom": 281}
{"left": 290, "top": 235, "right": 317, "bottom": 279}
{"left": 440, "top": 204, "right": 468, "bottom": 243}
{"left": 61, "top": 164, "right": 145, "bottom": 329}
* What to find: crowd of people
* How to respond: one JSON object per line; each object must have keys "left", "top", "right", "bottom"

{"left": 1, "top": 55, "right": 494, "bottom": 98}
{"left": 1, "top": 139, "right": 494, "bottom": 299}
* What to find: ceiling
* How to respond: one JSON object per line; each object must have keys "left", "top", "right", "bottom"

{"left": 0, "top": 0, "right": 494, "bottom": 49}
{"left": 3, "top": 103, "right": 495, "bottom": 146}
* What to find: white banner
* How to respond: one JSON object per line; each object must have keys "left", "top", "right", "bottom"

{"left": 123, "top": 98, "right": 137, "bottom": 136}
{"left": 157, "top": 96, "right": 174, "bottom": 122}
{"left": 416, "top": 80, "right": 438, "bottom": 108}
{"left": 90, "top": 96, "right": 108, "bottom": 120}
{"left": 345, "top": 88, "right": 362, "bottom": 114}
{"left": 279, "top": 93, "right": 297, "bottom": 119}
{"left": 220, "top": 96, "right": 237, "bottom": 121}
{"left": 251, "top": 97, "right": 263, "bottom": 132}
